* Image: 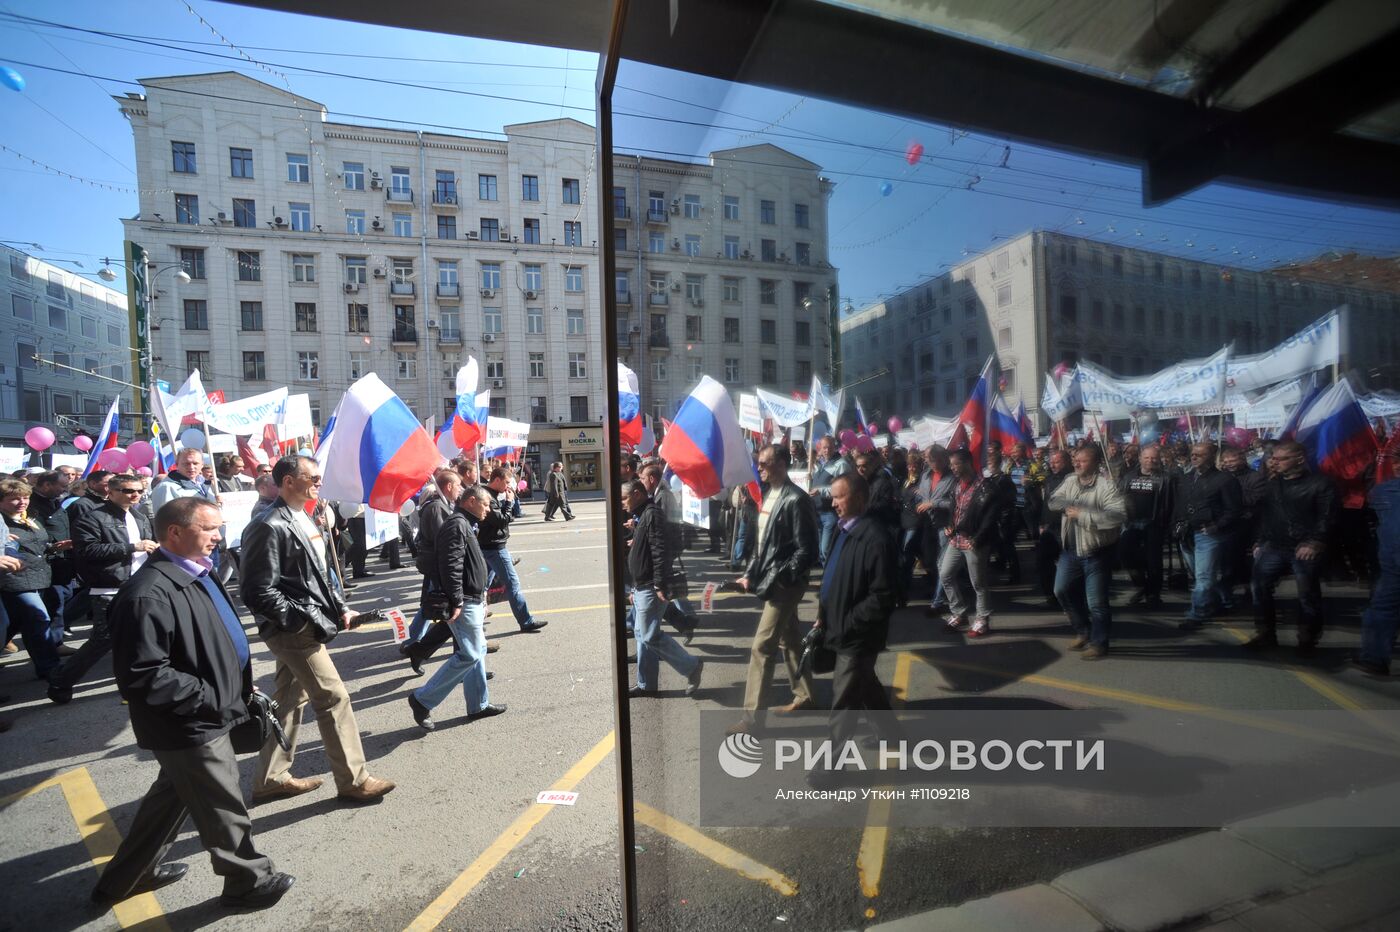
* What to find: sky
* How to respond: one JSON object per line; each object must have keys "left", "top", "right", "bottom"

{"left": 2, "top": 0, "right": 1398, "bottom": 312}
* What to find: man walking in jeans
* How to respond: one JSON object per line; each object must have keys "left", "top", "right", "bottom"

{"left": 1050, "top": 446, "right": 1127, "bottom": 660}
{"left": 625, "top": 480, "right": 703, "bottom": 698}
{"left": 480, "top": 467, "right": 548, "bottom": 633}
{"left": 1175, "top": 442, "right": 1243, "bottom": 631}
{"left": 1246, "top": 441, "right": 1336, "bottom": 654}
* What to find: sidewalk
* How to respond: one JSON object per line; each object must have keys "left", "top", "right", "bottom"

{"left": 870, "top": 785, "right": 1400, "bottom": 931}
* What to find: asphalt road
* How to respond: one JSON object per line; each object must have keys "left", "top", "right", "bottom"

{"left": 4, "top": 504, "right": 1400, "bottom": 931}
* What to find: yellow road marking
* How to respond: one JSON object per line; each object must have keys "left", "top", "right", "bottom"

{"left": 633, "top": 802, "right": 798, "bottom": 896}
{"left": 0, "top": 767, "right": 167, "bottom": 929}
{"left": 404, "top": 731, "right": 616, "bottom": 931}
{"left": 856, "top": 649, "right": 913, "bottom": 901}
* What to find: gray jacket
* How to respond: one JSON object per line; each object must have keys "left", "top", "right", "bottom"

{"left": 1048, "top": 473, "right": 1127, "bottom": 554}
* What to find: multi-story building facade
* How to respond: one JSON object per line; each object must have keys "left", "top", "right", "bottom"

{"left": 611, "top": 146, "right": 839, "bottom": 421}
{"left": 841, "top": 230, "right": 1400, "bottom": 428}
{"left": 116, "top": 73, "right": 836, "bottom": 487}
{"left": 2, "top": 245, "right": 132, "bottom": 448}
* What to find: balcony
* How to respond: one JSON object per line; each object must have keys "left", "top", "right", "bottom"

{"left": 390, "top": 281, "right": 416, "bottom": 296}
{"left": 432, "top": 190, "right": 459, "bottom": 208}
{"left": 649, "top": 332, "right": 671, "bottom": 351}
{"left": 387, "top": 188, "right": 414, "bottom": 203}
{"left": 436, "top": 283, "right": 460, "bottom": 300}
{"left": 391, "top": 326, "right": 418, "bottom": 345}
{"left": 438, "top": 327, "right": 462, "bottom": 343}
{"left": 648, "top": 292, "right": 669, "bottom": 307}
{"left": 646, "top": 208, "right": 668, "bottom": 224}
{"left": 614, "top": 205, "right": 631, "bottom": 220}
{"left": 616, "top": 290, "right": 632, "bottom": 306}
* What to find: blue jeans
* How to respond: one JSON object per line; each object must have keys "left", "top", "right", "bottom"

{"left": 1186, "top": 531, "right": 1225, "bottom": 621}
{"left": 633, "top": 586, "right": 697, "bottom": 691}
{"left": 1360, "top": 552, "right": 1400, "bottom": 669}
{"left": 928, "top": 529, "right": 949, "bottom": 609}
{"left": 407, "top": 578, "right": 440, "bottom": 643}
{"left": 1252, "top": 545, "right": 1324, "bottom": 643}
{"left": 899, "top": 528, "right": 922, "bottom": 600}
{"left": 1054, "top": 548, "right": 1113, "bottom": 648}
{"left": 482, "top": 547, "right": 536, "bottom": 629}
{"left": 414, "top": 601, "right": 489, "bottom": 714}
{"left": 0, "top": 589, "right": 61, "bottom": 677}
{"left": 818, "top": 510, "right": 838, "bottom": 565}
{"left": 732, "top": 511, "right": 751, "bottom": 568}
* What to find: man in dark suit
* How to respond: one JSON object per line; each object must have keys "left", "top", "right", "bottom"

{"left": 817, "top": 472, "right": 900, "bottom": 750}
{"left": 240, "top": 455, "right": 395, "bottom": 805}
{"left": 96, "top": 496, "right": 293, "bottom": 910}
{"left": 543, "top": 462, "right": 574, "bottom": 521}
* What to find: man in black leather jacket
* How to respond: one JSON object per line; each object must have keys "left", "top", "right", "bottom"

{"left": 1174, "top": 442, "right": 1243, "bottom": 629}
{"left": 240, "top": 455, "right": 395, "bottom": 805}
{"left": 855, "top": 450, "right": 901, "bottom": 536}
{"left": 47, "top": 474, "right": 157, "bottom": 703}
{"left": 728, "top": 444, "right": 820, "bottom": 734}
{"left": 625, "top": 480, "right": 703, "bottom": 698}
{"left": 1245, "top": 441, "right": 1337, "bottom": 653}
{"left": 1117, "top": 444, "right": 1175, "bottom": 607}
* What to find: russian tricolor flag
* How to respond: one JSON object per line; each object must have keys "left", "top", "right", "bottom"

{"left": 988, "top": 392, "right": 1024, "bottom": 453}
{"left": 1015, "top": 398, "right": 1036, "bottom": 444}
{"left": 452, "top": 359, "right": 490, "bottom": 451}
{"left": 315, "top": 374, "right": 441, "bottom": 512}
{"left": 956, "top": 357, "right": 996, "bottom": 472}
{"left": 619, "top": 362, "right": 643, "bottom": 449}
{"left": 436, "top": 413, "right": 462, "bottom": 461}
{"left": 659, "top": 375, "right": 760, "bottom": 502}
{"left": 1293, "top": 377, "right": 1377, "bottom": 482}
{"left": 81, "top": 396, "right": 120, "bottom": 478}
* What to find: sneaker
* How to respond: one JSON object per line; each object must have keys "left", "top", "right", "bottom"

{"left": 407, "top": 693, "right": 435, "bottom": 732}
{"left": 1068, "top": 636, "right": 1088, "bottom": 651}
{"left": 946, "top": 615, "right": 967, "bottom": 632}
{"left": 968, "top": 617, "right": 990, "bottom": 638}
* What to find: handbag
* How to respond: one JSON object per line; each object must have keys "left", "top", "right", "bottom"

{"left": 230, "top": 690, "right": 291, "bottom": 755}
{"left": 421, "top": 591, "right": 453, "bottom": 621}
{"left": 798, "top": 625, "right": 837, "bottom": 676}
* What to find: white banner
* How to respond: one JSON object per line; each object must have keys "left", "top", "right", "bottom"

{"left": 1078, "top": 346, "right": 1230, "bottom": 419}
{"left": 203, "top": 387, "right": 289, "bottom": 436}
{"left": 278, "top": 393, "right": 313, "bottom": 440}
{"left": 484, "top": 416, "right": 530, "bottom": 449}
{"left": 1227, "top": 309, "right": 1341, "bottom": 393}
{"left": 364, "top": 507, "right": 400, "bottom": 546}
{"left": 219, "top": 489, "right": 260, "bottom": 549}
{"left": 1041, "top": 372, "right": 1083, "bottom": 422}
{"left": 206, "top": 432, "right": 237, "bottom": 454}
{"left": 679, "top": 485, "right": 710, "bottom": 529}
{"left": 50, "top": 453, "right": 89, "bottom": 471}
{"left": 755, "top": 387, "right": 814, "bottom": 428}
{"left": 737, "top": 393, "right": 763, "bottom": 433}
{"left": 809, "top": 375, "right": 844, "bottom": 429}
{"left": 911, "top": 416, "right": 958, "bottom": 449}
{"left": 1359, "top": 392, "right": 1400, "bottom": 420}
{"left": 0, "top": 446, "right": 26, "bottom": 473}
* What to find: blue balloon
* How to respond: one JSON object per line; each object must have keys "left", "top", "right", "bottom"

{"left": 0, "top": 67, "right": 25, "bottom": 93}
{"left": 298, "top": 447, "right": 314, "bottom": 456}
{"left": 879, "top": 181, "right": 894, "bottom": 197}
{"left": 1139, "top": 423, "right": 1161, "bottom": 444}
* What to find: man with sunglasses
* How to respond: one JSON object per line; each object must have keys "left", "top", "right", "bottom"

{"left": 47, "top": 475, "right": 158, "bottom": 704}
{"left": 240, "top": 455, "right": 395, "bottom": 805}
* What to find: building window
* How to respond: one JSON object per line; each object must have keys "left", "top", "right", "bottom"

{"left": 43, "top": 303, "right": 65, "bottom": 331}
{"left": 565, "top": 266, "right": 583, "bottom": 292}
{"left": 723, "top": 278, "right": 740, "bottom": 302}
{"left": 1058, "top": 294, "right": 1077, "bottom": 324}
{"left": 80, "top": 316, "right": 97, "bottom": 338}
{"left": 348, "top": 351, "right": 368, "bottom": 379}
{"left": 481, "top": 263, "right": 502, "bottom": 291}
{"left": 757, "top": 319, "right": 776, "bottom": 344}
{"left": 294, "top": 302, "right": 318, "bottom": 332}
{"left": 344, "top": 256, "right": 367, "bottom": 285}
{"left": 796, "top": 360, "right": 812, "bottom": 384}
{"left": 522, "top": 174, "right": 539, "bottom": 201}
{"left": 761, "top": 239, "right": 777, "bottom": 262}
{"left": 795, "top": 320, "right": 810, "bottom": 345}
{"left": 179, "top": 247, "right": 206, "bottom": 280}
{"left": 396, "top": 352, "right": 416, "bottom": 380}
{"left": 1134, "top": 306, "right": 1147, "bottom": 333}
{"left": 684, "top": 235, "right": 701, "bottom": 257}
{"left": 287, "top": 153, "right": 310, "bottom": 183}
{"left": 724, "top": 317, "right": 740, "bottom": 343}
{"left": 1153, "top": 260, "right": 1164, "bottom": 283}
{"left": 567, "top": 308, "right": 585, "bottom": 335}
{"left": 523, "top": 218, "right": 541, "bottom": 244}
{"left": 761, "top": 359, "right": 777, "bottom": 383}
{"left": 1153, "top": 307, "right": 1166, "bottom": 335}
{"left": 683, "top": 194, "right": 701, "bottom": 219}
{"left": 759, "top": 280, "right": 776, "bottom": 305}
{"left": 437, "top": 215, "right": 457, "bottom": 240}
{"left": 172, "top": 141, "right": 197, "bottom": 173}
{"left": 964, "top": 297, "right": 978, "bottom": 319}
{"left": 342, "top": 161, "right": 364, "bottom": 189}
{"left": 965, "top": 335, "right": 979, "bottom": 356}
{"left": 1113, "top": 255, "right": 1124, "bottom": 277}
{"left": 438, "top": 260, "right": 459, "bottom": 289}
{"left": 998, "top": 326, "right": 1013, "bottom": 349}
{"left": 481, "top": 218, "right": 500, "bottom": 242}
{"left": 996, "top": 283, "right": 1012, "bottom": 307}
{"left": 530, "top": 394, "right": 548, "bottom": 422}
{"left": 569, "top": 396, "right": 588, "bottom": 422}
{"left": 723, "top": 195, "right": 740, "bottom": 220}
{"left": 240, "top": 301, "right": 264, "bottom": 331}
{"left": 393, "top": 213, "right": 412, "bottom": 237}
{"left": 527, "top": 308, "right": 543, "bottom": 334}
{"left": 649, "top": 230, "right": 664, "bottom": 253}
{"left": 187, "top": 350, "right": 210, "bottom": 374}
{"left": 685, "top": 315, "right": 703, "bottom": 341}
{"left": 488, "top": 396, "right": 506, "bottom": 418}
{"left": 794, "top": 203, "right": 810, "bottom": 228}
{"left": 564, "top": 221, "right": 583, "bottom": 247}
{"left": 562, "top": 178, "right": 581, "bottom": 204}
{"left": 347, "top": 303, "right": 369, "bottom": 333}
{"left": 439, "top": 308, "right": 460, "bottom": 340}
{"left": 483, "top": 309, "right": 503, "bottom": 333}
{"left": 1111, "top": 303, "right": 1124, "bottom": 329}
{"left": 724, "top": 236, "right": 740, "bottom": 260}
{"left": 237, "top": 250, "right": 261, "bottom": 282}
{"left": 17, "top": 340, "right": 36, "bottom": 369}
{"left": 230, "top": 147, "right": 254, "bottom": 178}
{"left": 653, "top": 358, "right": 668, "bottom": 381}
{"left": 298, "top": 351, "right": 319, "bottom": 380}
{"left": 289, "top": 202, "right": 311, "bottom": 232}
{"left": 292, "top": 253, "right": 316, "bottom": 283}
{"left": 242, "top": 351, "right": 266, "bottom": 381}
{"left": 519, "top": 264, "right": 542, "bottom": 293}
{"left": 795, "top": 242, "right": 811, "bottom": 266}
{"left": 346, "top": 210, "right": 366, "bottom": 235}
{"left": 760, "top": 199, "right": 776, "bottom": 224}
{"left": 175, "top": 194, "right": 199, "bottom": 225}
{"left": 183, "top": 299, "right": 208, "bottom": 330}
{"left": 106, "top": 324, "right": 121, "bottom": 345}
{"left": 232, "top": 198, "right": 255, "bottom": 228}
{"left": 529, "top": 353, "right": 546, "bottom": 379}
{"left": 391, "top": 167, "right": 411, "bottom": 198}
{"left": 478, "top": 173, "right": 498, "bottom": 201}
{"left": 1091, "top": 301, "right": 1105, "bottom": 326}
{"left": 685, "top": 274, "right": 704, "bottom": 302}
{"left": 568, "top": 352, "right": 586, "bottom": 378}
{"left": 725, "top": 357, "right": 740, "bottom": 382}
{"left": 614, "top": 228, "right": 627, "bottom": 251}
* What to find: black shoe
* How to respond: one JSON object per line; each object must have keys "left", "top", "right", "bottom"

{"left": 92, "top": 863, "right": 189, "bottom": 905}
{"left": 220, "top": 872, "right": 295, "bottom": 909}
{"left": 406, "top": 646, "right": 426, "bottom": 677}
{"left": 512, "top": 556, "right": 522, "bottom": 566}
{"left": 486, "top": 671, "right": 494, "bottom": 680}
{"left": 1352, "top": 657, "right": 1390, "bottom": 677}
{"left": 544, "top": 516, "right": 555, "bottom": 521}
{"left": 354, "top": 572, "right": 375, "bottom": 579}
{"left": 344, "top": 582, "right": 359, "bottom": 590}
{"left": 468, "top": 703, "right": 508, "bottom": 721}
{"left": 1242, "top": 633, "right": 1278, "bottom": 650}
{"left": 1127, "top": 589, "right": 1147, "bottom": 605}
{"left": 519, "top": 620, "right": 548, "bottom": 633}
{"left": 1177, "top": 618, "right": 1205, "bottom": 631}
{"left": 564, "top": 514, "right": 576, "bottom": 521}
{"left": 627, "top": 686, "right": 658, "bottom": 698}
{"left": 686, "top": 660, "right": 704, "bottom": 698}
{"left": 407, "top": 694, "right": 435, "bottom": 732}
{"left": 47, "top": 684, "right": 73, "bottom": 705}
{"left": 1296, "top": 640, "right": 1319, "bottom": 657}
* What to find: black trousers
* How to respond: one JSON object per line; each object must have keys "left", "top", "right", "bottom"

{"left": 544, "top": 493, "right": 572, "bottom": 519}
{"left": 96, "top": 732, "right": 275, "bottom": 899}
{"left": 48, "top": 595, "right": 115, "bottom": 692}
{"left": 994, "top": 512, "right": 1021, "bottom": 581}
{"left": 1036, "top": 530, "right": 1062, "bottom": 598}
{"left": 829, "top": 650, "right": 897, "bottom": 747}
{"left": 1118, "top": 521, "right": 1165, "bottom": 600}
{"left": 347, "top": 515, "right": 368, "bottom": 577}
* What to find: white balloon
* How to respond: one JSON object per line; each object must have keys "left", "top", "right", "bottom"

{"left": 398, "top": 499, "right": 416, "bottom": 517}
{"left": 179, "top": 428, "right": 206, "bottom": 450}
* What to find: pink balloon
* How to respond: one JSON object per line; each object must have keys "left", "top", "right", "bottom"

{"left": 905, "top": 140, "right": 924, "bottom": 165}
{"left": 854, "top": 434, "right": 876, "bottom": 452}
{"left": 887, "top": 416, "right": 904, "bottom": 433}
{"left": 24, "top": 426, "right": 55, "bottom": 451}
{"left": 72, "top": 434, "right": 94, "bottom": 452}
{"left": 1176, "top": 416, "right": 1191, "bottom": 430}
{"left": 517, "top": 480, "right": 529, "bottom": 493}
{"left": 1223, "top": 427, "right": 1251, "bottom": 449}
{"left": 98, "top": 448, "right": 129, "bottom": 472}
{"left": 1052, "top": 363, "right": 1071, "bottom": 381}
{"left": 838, "top": 429, "right": 857, "bottom": 446}
{"left": 125, "top": 440, "right": 156, "bottom": 467}
{"left": 866, "top": 422, "right": 880, "bottom": 436}
{"left": 136, "top": 466, "right": 153, "bottom": 477}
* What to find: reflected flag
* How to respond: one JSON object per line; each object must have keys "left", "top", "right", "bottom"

{"left": 315, "top": 374, "right": 441, "bottom": 512}
{"left": 619, "top": 362, "right": 643, "bottom": 448}
{"left": 1293, "top": 377, "right": 1378, "bottom": 482}
{"left": 956, "top": 357, "right": 996, "bottom": 472}
{"left": 659, "top": 376, "right": 760, "bottom": 503}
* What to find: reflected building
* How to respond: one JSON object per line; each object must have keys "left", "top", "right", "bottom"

{"left": 841, "top": 230, "right": 1400, "bottom": 427}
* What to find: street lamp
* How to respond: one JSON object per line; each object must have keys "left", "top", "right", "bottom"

{"left": 98, "top": 257, "right": 190, "bottom": 284}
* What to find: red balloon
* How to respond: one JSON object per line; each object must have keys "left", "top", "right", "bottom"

{"left": 905, "top": 140, "right": 924, "bottom": 165}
